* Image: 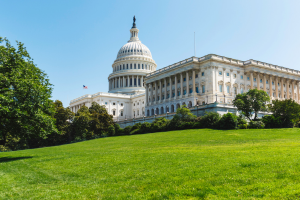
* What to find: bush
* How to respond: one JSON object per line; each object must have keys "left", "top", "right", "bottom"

{"left": 123, "top": 126, "right": 132, "bottom": 135}
{"left": 218, "top": 113, "right": 238, "bottom": 130}
{"left": 262, "top": 115, "right": 282, "bottom": 128}
{"left": 140, "top": 122, "right": 152, "bottom": 134}
{"left": 238, "top": 124, "right": 248, "bottom": 129}
{"left": 151, "top": 118, "right": 170, "bottom": 132}
{"left": 107, "top": 125, "right": 115, "bottom": 136}
{"left": 114, "top": 123, "right": 121, "bottom": 135}
{"left": 200, "top": 112, "right": 221, "bottom": 128}
{"left": 129, "top": 129, "right": 140, "bottom": 135}
{"left": 237, "top": 115, "right": 247, "bottom": 126}
{"left": 248, "top": 121, "right": 265, "bottom": 129}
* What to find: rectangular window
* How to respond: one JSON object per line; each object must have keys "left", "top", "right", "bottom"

{"left": 226, "top": 73, "right": 229, "bottom": 77}
{"left": 178, "top": 91, "right": 180, "bottom": 96}
{"left": 234, "top": 87, "right": 237, "bottom": 94}
{"left": 121, "top": 111, "right": 123, "bottom": 116}
{"left": 142, "top": 64, "right": 144, "bottom": 69}
{"left": 178, "top": 80, "right": 180, "bottom": 83}
{"left": 130, "top": 64, "right": 132, "bottom": 69}
{"left": 241, "top": 88, "right": 243, "bottom": 94}
{"left": 184, "top": 78, "right": 186, "bottom": 81}
{"left": 202, "top": 72, "right": 204, "bottom": 76}
{"left": 219, "top": 71, "right": 222, "bottom": 75}
{"left": 138, "top": 79, "right": 140, "bottom": 86}
{"left": 172, "top": 93, "right": 175, "bottom": 97}
{"left": 134, "top": 78, "right": 136, "bottom": 85}
{"left": 167, "top": 83, "right": 170, "bottom": 86}
{"left": 134, "top": 64, "right": 136, "bottom": 69}
{"left": 247, "top": 77, "right": 250, "bottom": 81}
{"left": 241, "top": 75, "right": 243, "bottom": 79}
{"left": 113, "top": 110, "right": 115, "bottom": 116}
{"left": 138, "top": 64, "right": 140, "bottom": 69}
{"left": 254, "top": 78, "right": 256, "bottom": 82}
{"left": 234, "top": 74, "right": 236, "bottom": 78}
{"left": 105, "top": 102, "right": 108, "bottom": 105}
{"left": 167, "top": 94, "right": 170, "bottom": 98}
{"left": 260, "top": 79, "right": 262, "bottom": 83}
{"left": 126, "top": 64, "right": 128, "bottom": 69}
{"left": 266, "top": 80, "right": 269, "bottom": 84}
{"left": 202, "top": 85, "right": 205, "bottom": 93}
{"left": 219, "top": 85, "right": 222, "bottom": 92}
{"left": 190, "top": 88, "right": 193, "bottom": 93}
{"left": 183, "top": 90, "right": 186, "bottom": 95}
{"left": 227, "top": 85, "right": 230, "bottom": 93}
{"left": 196, "top": 74, "right": 198, "bottom": 78}
{"left": 196, "top": 87, "right": 199, "bottom": 93}
{"left": 172, "top": 81, "right": 175, "bottom": 85}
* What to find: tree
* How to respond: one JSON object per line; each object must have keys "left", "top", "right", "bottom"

{"left": 0, "top": 37, "right": 57, "bottom": 148}
{"left": 72, "top": 106, "right": 91, "bottom": 140}
{"left": 89, "top": 102, "right": 113, "bottom": 136}
{"left": 233, "top": 89, "right": 270, "bottom": 121}
{"left": 268, "top": 99, "right": 300, "bottom": 127}
{"left": 218, "top": 113, "right": 237, "bottom": 130}
{"left": 173, "top": 105, "right": 196, "bottom": 122}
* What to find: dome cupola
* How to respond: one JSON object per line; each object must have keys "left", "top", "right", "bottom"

{"left": 108, "top": 16, "right": 157, "bottom": 95}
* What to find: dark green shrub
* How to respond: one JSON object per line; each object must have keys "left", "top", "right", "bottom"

{"left": 132, "top": 123, "right": 142, "bottom": 131}
{"left": 200, "top": 112, "right": 221, "bottom": 128}
{"left": 123, "top": 126, "right": 132, "bottom": 135}
{"left": 107, "top": 125, "right": 115, "bottom": 136}
{"left": 114, "top": 123, "right": 122, "bottom": 135}
{"left": 140, "top": 122, "right": 152, "bottom": 134}
{"left": 248, "top": 121, "right": 265, "bottom": 129}
{"left": 262, "top": 115, "right": 282, "bottom": 128}
{"left": 238, "top": 124, "right": 247, "bottom": 129}
{"left": 237, "top": 115, "right": 247, "bottom": 126}
{"left": 129, "top": 129, "right": 140, "bottom": 135}
{"left": 218, "top": 113, "right": 238, "bottom": 130}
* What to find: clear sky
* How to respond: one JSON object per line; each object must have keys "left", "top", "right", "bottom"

{"left": 1, "top": 0, "right": 300, "bottom": 107}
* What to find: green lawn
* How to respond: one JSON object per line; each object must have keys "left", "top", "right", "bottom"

{"left": 1, "top": 129, "right": 300, "bottom": 199}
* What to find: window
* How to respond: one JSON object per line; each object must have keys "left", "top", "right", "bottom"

{"left": 227, "top": 85, "right": 230, "bottom": 93}
{"left": 234, "top": 87, "right": 237, "bottom": 94}
{"left": 134, "top": 64, "right": 136, "bottom": 69}
{"left": 202, "top": 85, "right": 205, "bottom": 93}
{"left": 190, "top": 88, "right": 192, "bottom": 93}
{"left": 219, "top": 71, "right": 222, "bottom": 75}
{"left": 241, "top": 88, "right": 244, "bottom": 94}
{"left": 254, "top": 78, "right": 256, "bottom": 82}
{"left": 219, "top": 85, "right": 222, "bottom": 92}
{"left": 105, "top": 102, "right": 108, "bottom": 105}
{"left": 260, "top": 79, "right": 262, "bottom": 83}
{"left": 241, "top": 75, "right": 243, "bottom": 79}
{"left": 138, "top": 64, "right": 140, "bottom": 69}
{"left": 178, "top": 91, "right": 180, "bottom": 96}
{"left": 183, "top": 90, "right": 186, "bottom": 95}
{"left": 178, "top": 80, "right": 180, "bottom": 83}
{"left": 266, "top": 80, "right": 269, "bottom": 84}
{"left": 167, "top": 93, "right": 170, "bottom": 98}
{"left": 202, "top": 72, "right": 204, "bottom": 76}
{"left": 137, "top": 102, "right": 139, "bottom": 105}
{"left": 226, "top": 73, "right": 229, "bottom": 77}
{"left": 113, "top": 102, "right": 116, "bottom": 105}
{"left": 130, "top": 64, "right": 132, "bottom": 69}
{"left": 113, "top": 110, "right": 115, "bottom": 116}
{"left": 121, "top": 111, "right": 123, "bottom": 116}
{"left": 234, "top": 74, "right": 236, "bottom": 78}
{"left": 196, "top": 87, "right": 199, "bottom": 93}
{"left": 278, "top": 83, "right": 279, "bottom": 86}
{"left": 247, "top": 77, "right": 250, "bottom": 81}
{"left": 167, "top": 83, "right": 170, "bottom": 86}
{"left": 127, "top": 64, "right": 128, "bottom": 69}
{"left": 184, "top": 78, "right": 186, "bottom": 81}
{"left": 142, "top": 64, "right": 144, "bottom": 69}
{"left": 196, "top": 74, "right": 198, "bottom": 78}
{"left": 284, "top": 84, "right": 285, "bottom": 87}
{"left": 163, "top": 84, "right": 165, "bottom": 88}
{"left": 273, "top": 92, "right": 275, "bottom": 97}
{"left": 172, "top": 81, "right": 175, "bottom": 85}
{"left": 172, "top": 92, "right": 175, "bottom": 97}
{"left": 121, "top": 103, "right": 123, "bottom": 106}
{"left": 142, "top": 101, "right": 144, "bottom": 104}
{"left": 133, "top": 103, "right": 135, "bottom": 106}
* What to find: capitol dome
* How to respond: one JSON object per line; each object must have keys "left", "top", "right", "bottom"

{"left": 108, "top": 16, "right": 157, "bottom": 95}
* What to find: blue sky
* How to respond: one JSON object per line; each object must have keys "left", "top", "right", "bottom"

{"left": 1, "top": 0, "right": 300, "bottom": 107}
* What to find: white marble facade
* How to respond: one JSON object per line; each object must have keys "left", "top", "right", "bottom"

{"left": 70, "top": 18, "right": 300, "bottom": 121}
{"left": 145, "top": 54, "right": 300, "bottom": 116}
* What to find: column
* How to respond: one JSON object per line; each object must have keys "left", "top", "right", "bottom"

{"left": 281, "top": 78, "right": 284, "bottom": 99}
{"left": 223, "top": 69, "right": 225, "bottom": 94}
{"left": 123, "top": 76, "right": 125, "bottom": 88}
{"left": 212, "top": 67, "right": 215, "bottom": 93}
{"left": 186, "top": 71, "right": 189, "bottom": 95}
{"left": 250, "top": 72, "right": 253, "bottom": 89}
{"left": 263, "top": 74, "right": 266, "bottom": 92}
{"left": 175, "top": 75, "right": 178, "bottom": 98}
{"left": 118, "top": 77, "right": 120, "bottom": 88}
{"left": 297, "top": 81, "right": 299, "bottom": 103}
{"left": 230, "top": 69, "right": 233, "bottom": 95}
{"left": 287, "top": 79, "right": 290, "bottom": 99}
{"left": 164, "top": 78, "right": 167, "bottom": 101}
{"left": 146, "top": 84, "right": 149, "bottom": 106}
{"left": 141, "top": 76, "right": 144, "bottom": 87}
{"left": 257, "top": 72, "right": 260, "bottom": 90}
{"left": 117, "top": 101, "right": 119, "bottom": 118}
{"left": 169, "top": 76, "right": 172, "bottom": 98}
{"left": 275, "top": 76, "right": 278, "bottom": 99}
{"left": 180, "top": 73, "right": 183, "bottom": 97}
{"left": 192, "top": 70, "right": 196, "bottom": 94}
{"left": 150, "top": 83, "right": 153, "bottom": 103}
{"left": 155, "top": 81, "right": 157, "bottom": 103}
{"left": 215, "top": 67, "right": 218, "bottom": 92}
{"left": 270, "top": 76, "right": 273, "bottom": 99}
{"left": 292, "top": 81, "right": 295, "bottom": 100}
{"left": 159, "top": 80, "right": 162, "bottom": 102}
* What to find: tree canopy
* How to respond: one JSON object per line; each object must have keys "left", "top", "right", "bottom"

{"left": 233, "top": 89, "right": 270, "bottom": 121}
{"left": 0, "top": 37, "right": 57, "bottom": 147}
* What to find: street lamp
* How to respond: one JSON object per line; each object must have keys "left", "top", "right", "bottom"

{"left": 224, "top": 94, "right": 226, "bottom": 104}
{"left": 166, "top": 111, "right": 169, "bottom": 119}
{"left": 196, "top": 104, "right": 199, "bottom": 117}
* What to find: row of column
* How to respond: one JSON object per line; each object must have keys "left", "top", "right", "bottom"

{"left": 249, "top": 71, "right": 299, "bottom": 102}
{"left": 113, "top": 63, "right": 155, "bottom": 72}
{"left": 109, "top": 75, "right": 145, "bottom": 90}
{"left": 146, "top": 70, "right": 197, "bottom": 105}
{"left": 70, "top": 103, "right": 85, "bottom": 113}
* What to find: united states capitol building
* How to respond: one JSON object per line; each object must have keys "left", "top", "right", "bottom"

{"left": 70, "top": 18, "right": 300, "bottom": 122}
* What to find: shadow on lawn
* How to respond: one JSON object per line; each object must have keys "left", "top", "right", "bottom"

{"left": 0, "top": 156, "right": 33, "bottom": 163}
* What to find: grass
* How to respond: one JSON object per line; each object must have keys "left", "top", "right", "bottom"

{"left": 1, "top": 129, "right": 300, "bottom": 199}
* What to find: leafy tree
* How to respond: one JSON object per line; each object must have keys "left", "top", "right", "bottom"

{"left": 89, "top": 102, "right": 114, "bottom": 136}
{"left": 173, "top": 105, "right": 196, "bottom": 122}
{"left": 72, "top": 106, "right": 91, "bottom": 140}
{"left": 200, "top": 112, "right": 221, "bottom": 128}
{"left": 218, "top": 113, "right": 238, "bottom": 130}
{"left": 268, "top": 99, "right": 300, "bottom": 127}
{"left": 233, "top": 89, "right": 270, "bottom": 121}
{"left": 0, "top": 37, "right": 57, "bottom": 148}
